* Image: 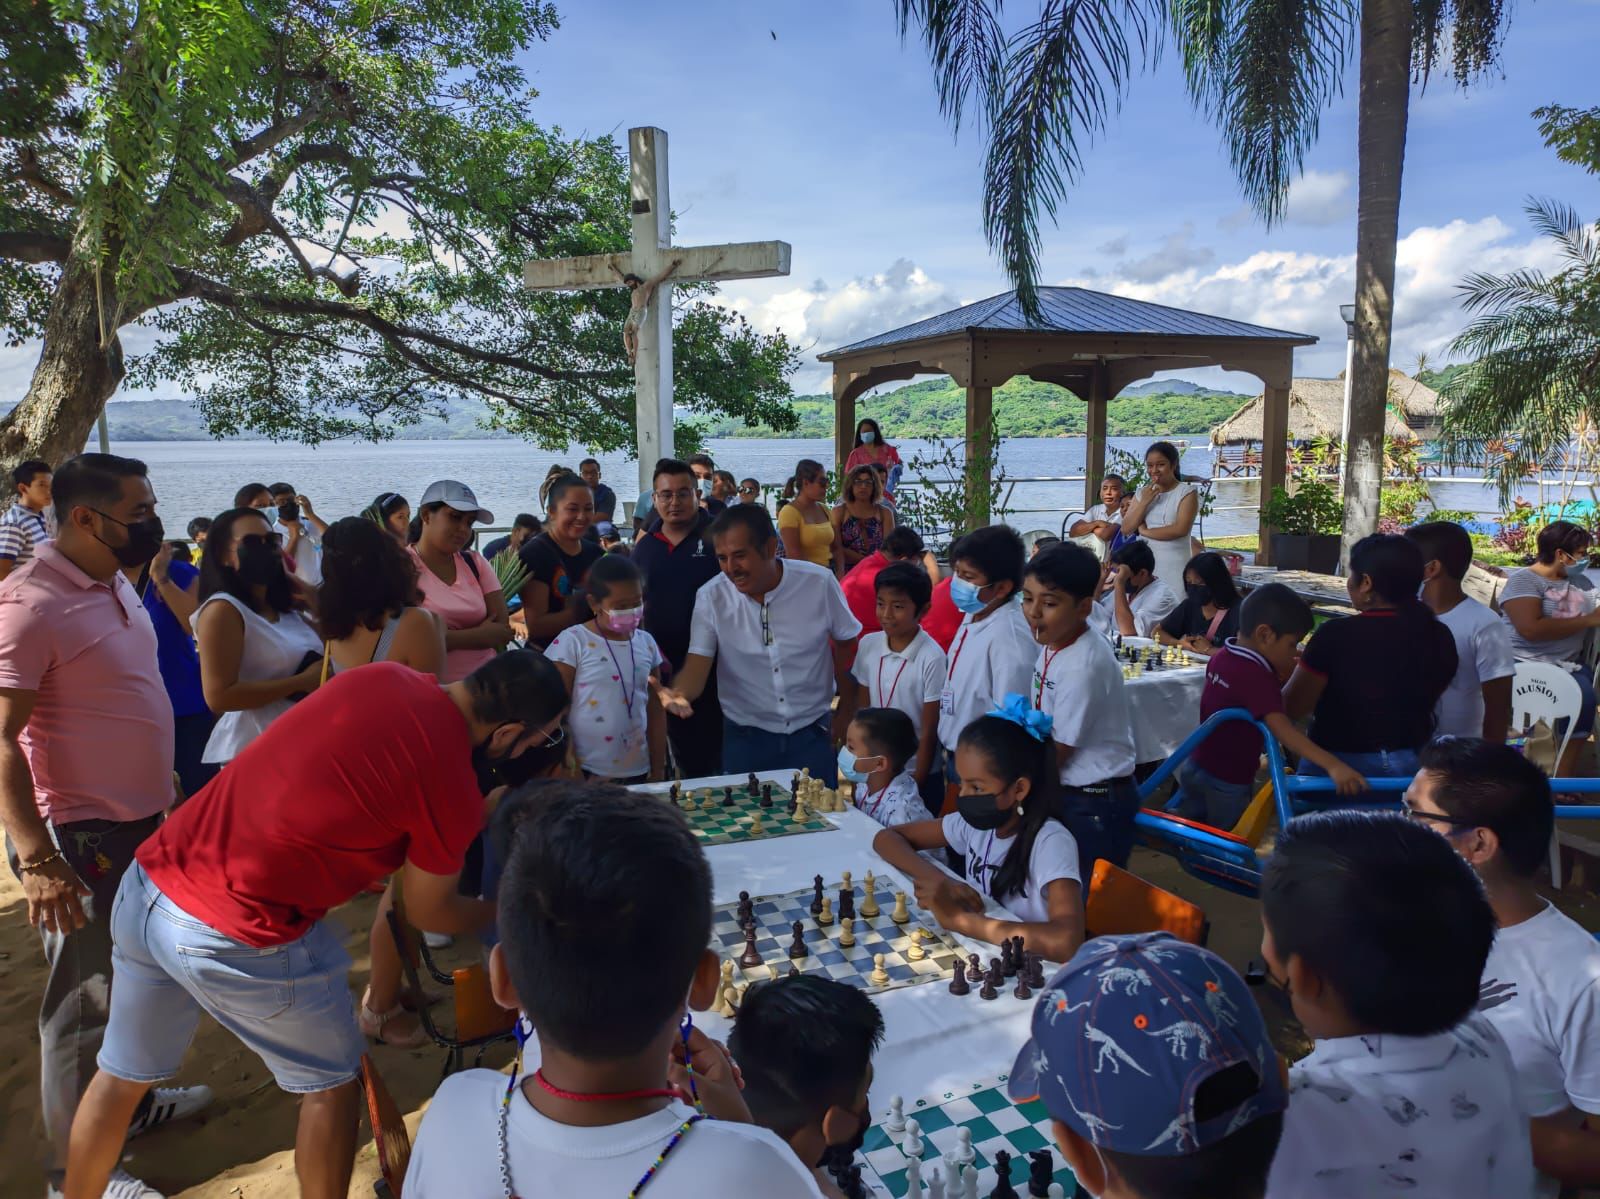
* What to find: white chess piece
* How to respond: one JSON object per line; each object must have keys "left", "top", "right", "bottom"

{"left": 1046, "top": 1185, "right": 1065, "bottom": 1199}
{"left": 903, "top": 1116, "right": 923, "bottom": 1156}
{"left": 953, "top": 1126, "right": 975, "bottom": 1165}
{"left": 927, "top": 1167, "right": 945, "bottom": 1199}
{"left": 962, "top": 1164, "right": 979, "bottom": 1199}
{"left": 886, "top": 1095, "right": 906, "bottom": 1134}
{"left": 904, "top": 1154, "right": 921, "bottom": 1194}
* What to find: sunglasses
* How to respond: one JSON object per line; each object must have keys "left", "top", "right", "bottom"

{"left": 237, "top": 532, "right": 284, "bottom": 550}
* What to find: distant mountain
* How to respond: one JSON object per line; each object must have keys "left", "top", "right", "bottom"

{"left": 1121, "top": 379, "right": 1241, "bottom": 396}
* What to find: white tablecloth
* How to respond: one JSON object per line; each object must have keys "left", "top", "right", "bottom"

{"left": 1124, "top": 665, "right": 1207, "bottom": 764}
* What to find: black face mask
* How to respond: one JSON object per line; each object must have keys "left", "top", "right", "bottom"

{"left": 1186, "top": 582, "right": 1212, "bottom": 606}
{"left": 235, "top": 539, "right": 285, "bottom": 585}
{"left": 817, "top": 1101, "right": 872, "bottom": 1171}
{"left": 957, "top": 792, "right": 1011, "bottom": 832}
{"left": 93, "top": 510, "right": 164, "bottom": 568}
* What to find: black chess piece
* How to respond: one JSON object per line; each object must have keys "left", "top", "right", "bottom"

{"left": 991, "top": 1148, "right": 1018, "bottom": 1199}
{"left": 721, "top": 785, "right": 735, "bottom": 807}
{"left": 747, "top": 772, "right": 760, "bottom": 794}
{"left": 787, "top": 961, "right": 800, "bottom": 977}
{"left": 738, "top": 895, "right": 755, "bottom": 931}
{"left": 948, "top": 959, "right": 971, "bottom": 996}
{"left": 760, "top": 784, "right": 772, "bottom": 808}
{"left": 668, "top": 782, "right": 680, "bottom": 805}
{"left": 839, "top": 887, "right": 855, "bottom": 922}
{"left": 1001, "top": 938, "right": 1017, "bottom": 978}
{"left": 739, "top": 925, "right": 764, "bottom": 969}
{"left": 979, "top": 973, "right": 998, "bottom": 1001}
{"left": 787, "top": 920, "right": 807, "bottom": 959}
{"left": 810, "top": 874, "right": 825, "bottom": 915}
{"left": 1027, "top": 951, "right": 1046, "bottom": 990}
{"left": 967, "top": 953, "right": 984, "bottom": 982}
{"left": 1027, "top": 1149, "right": 1054, "bottom": 1198}
{"left": 1013, "top": 973, "right": 1032, "bottom": 1001}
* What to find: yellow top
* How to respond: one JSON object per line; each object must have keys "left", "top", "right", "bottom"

{"left": 778, "top": 502, "right": 835, "bottom": 567}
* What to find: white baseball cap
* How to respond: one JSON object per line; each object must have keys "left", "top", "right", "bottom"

{"left": 419, "top": 479, "right": 494, "bottom": 524}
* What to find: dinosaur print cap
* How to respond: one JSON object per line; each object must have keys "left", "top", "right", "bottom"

{"left": 1007, "top": 932, "right": 1286, "bottom": 1156}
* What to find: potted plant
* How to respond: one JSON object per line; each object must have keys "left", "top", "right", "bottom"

{"left": 1263, "top": 481, "right": 1343, "bottom": 573}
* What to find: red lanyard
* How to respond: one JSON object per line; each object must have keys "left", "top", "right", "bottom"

{"left": 947, "top": 626, "right": 971, "bottom": 680}
{"left": 860, "top": 780, "right": 893, "bottom": 820}
{"left": 878, "top": 653, "right": 911, "bottom": 707}
{"left": 1032, "top": 626, "right": 1087, "bottom": 710}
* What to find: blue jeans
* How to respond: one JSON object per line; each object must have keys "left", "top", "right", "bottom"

{"left": 1560, "top": 664, "right": 1597, "bottom": 739}
{"left": 1055, "top": 776, "right": 1139, "bottom": 875}
{"left": 1298, "top": 747, "right": 1420, "bottom": 809}
{"left": 100, "top": 863, "right": 365, "bottom": 1093}
{"left": 722, "top": 714, "right": 836, "bottom": 784}
{"left": 1173, "top": 761, "right": 1256, "bottom": 832}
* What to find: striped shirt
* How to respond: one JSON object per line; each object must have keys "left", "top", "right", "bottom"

{"left": 0, "top": 503, "right": 51, "bottom": 566}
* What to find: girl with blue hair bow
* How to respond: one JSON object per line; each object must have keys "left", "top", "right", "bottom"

{"left": 872, "top": 699, "right": 1086, "bottom": 965}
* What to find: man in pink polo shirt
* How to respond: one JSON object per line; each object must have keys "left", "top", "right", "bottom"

{"left": 0, "top": 453, "right": 209, "bottom": 1199}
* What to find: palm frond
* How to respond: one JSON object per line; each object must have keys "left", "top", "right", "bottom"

{"left": 1168, "top": 0, "right": 1235, "bottom": 102}
{"left": 1525, "top": 197, "right": 1599, "bottom": 270}
{"left": 896, "top": 0, "right": 1007, "bottom": 131}
{"left": 1457, "top": 267, "right": 1558, "bottom": 316}
{"left": 492, "top": 548, "right": 530, "bottom": 598}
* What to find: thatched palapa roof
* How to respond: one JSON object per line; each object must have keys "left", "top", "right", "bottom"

{"left": 1210, "top": 374, "right": 1419, "bottom": 445}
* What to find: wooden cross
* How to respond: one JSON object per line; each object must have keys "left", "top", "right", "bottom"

{"left": 522, "top": 127, "right": 791, "bottom": 493}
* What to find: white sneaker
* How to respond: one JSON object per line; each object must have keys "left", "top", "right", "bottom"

{"left": 422, "top": 931, "right": 453, "bottom": 949}
{"left": 128, "top": 1085, "right": 213, "bottom": 1138}
{"left": 47, "top": 1169, "right": 166, "bottom": 1199}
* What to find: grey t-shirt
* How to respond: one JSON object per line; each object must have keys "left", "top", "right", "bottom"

{"left": 1500, "top": 568, "right": 1595, "bottom": 664}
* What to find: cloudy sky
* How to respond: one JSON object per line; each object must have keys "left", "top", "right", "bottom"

{"left": 4, "top": 0, "right": 1594, "bottom": 400}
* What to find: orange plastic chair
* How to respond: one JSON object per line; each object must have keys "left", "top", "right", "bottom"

{"left": 1085, "top": 859, "right": 1210, "bottom": 946}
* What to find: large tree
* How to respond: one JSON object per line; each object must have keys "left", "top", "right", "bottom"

{"left": 898, "top": 0, "right": 1512, "bottom": 551}
{"left": 0, "top": 0, "right": 799, "bottom": 466}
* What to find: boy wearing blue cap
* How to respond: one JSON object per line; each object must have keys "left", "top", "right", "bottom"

{"left": 1008, "top": 932, "right": 1286, "bottom": 1199}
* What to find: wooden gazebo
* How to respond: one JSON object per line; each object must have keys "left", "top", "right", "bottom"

{"left": 818, "top": 287, "right": 1316, "bottom": 563}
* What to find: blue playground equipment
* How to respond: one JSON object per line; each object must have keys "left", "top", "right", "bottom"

{"left": 1134, "top": 708, "right": 1600, "bottom": 898}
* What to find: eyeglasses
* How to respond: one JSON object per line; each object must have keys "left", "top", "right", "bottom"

{"left": 738, "top": 486, "right": 759, "bottom": 495}
{"left": 540, "top": 725, "right": 565, "bottom": 749}
{"left": 655, "top": 489, "right": 696, "bottom": 504}
{"left": 1401, "top": 803, "right": 1477, "bottom": 830}
{"left": 760, "top": 602, "right": 773, "bottom": 647}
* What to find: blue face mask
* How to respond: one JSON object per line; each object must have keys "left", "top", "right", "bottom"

{"left": 950, "top": 576, "right": 989, "bottom": 614}
{"left": 837, "top": 746, "right": 869, "bottom": 784}
{"left": 861, "top": 430, "right": 877, "bottom": 444}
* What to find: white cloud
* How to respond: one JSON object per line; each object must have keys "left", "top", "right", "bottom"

{"left": 1284, "top": 169, "right": 1353, "bottom": 227}
{"left": 1119, "top": 224, "right": 1215, "bottom": 283}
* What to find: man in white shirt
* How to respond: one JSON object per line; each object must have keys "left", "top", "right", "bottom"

{"left": 1067, "top": 473, "right": 1126, "bottom": 561}
{"left": 936, "top": 525, "right": 1038, "bottom": 779}
{"left": 1408, "top": 738, "right": 1600, "bottom": 1197}
{"left": 1098, "top": 540, "right": 1178, "bottom": 637}
{"left": 662, "top": 505, "right": 861, "bottom": 784}
{"left": 1407, "top": 521, "right": 1515, "bottom": 741}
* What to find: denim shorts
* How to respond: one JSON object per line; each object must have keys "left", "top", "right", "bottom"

{"left": 99, "top": 863, "right": 364, "bottom": 1093}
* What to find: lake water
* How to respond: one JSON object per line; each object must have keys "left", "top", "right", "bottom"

{"left": 119, "top": 435, "right": 1515, "bottom": 541}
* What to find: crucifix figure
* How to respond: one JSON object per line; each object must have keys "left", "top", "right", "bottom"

{"left": 522, "top": 127, "right": 791, "bottom": 493}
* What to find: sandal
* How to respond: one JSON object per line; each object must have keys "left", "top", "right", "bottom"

{"left": 358, "top": 991, "right": 431, "bottom": 1049}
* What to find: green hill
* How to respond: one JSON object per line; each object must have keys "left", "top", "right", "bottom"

{"left": 697, "top": 375, "right": 1249, "bottom": 439}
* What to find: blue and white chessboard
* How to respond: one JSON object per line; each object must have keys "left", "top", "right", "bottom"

{"left": 857, "top": 1074, "right": 1078, "bottom": 1198}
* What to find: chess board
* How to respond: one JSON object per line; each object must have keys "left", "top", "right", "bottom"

{"left": 857, "top": 1074, "right": 1078, "bottom": 1198}
{"left": 657, "top": 783, "right": 838, "bottom": 847}
{"left": 711, "top": 877, "right": 962, "bottom": 995}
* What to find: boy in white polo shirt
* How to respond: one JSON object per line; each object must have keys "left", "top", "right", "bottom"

{"left": 1021, "top": 542, "right": 1138, "bottom": 871}
{"left": 936, "top": 525, "right": 1038, "bottom": 797}
{"left": 851, "top": 562, "right": 945, "bottom": 792}
{"left": 1261, "top": 810, "right": 1533, "bottom": 1199}
{"left": 1409, "top": 738, "right": 1600, "bottom": 1196}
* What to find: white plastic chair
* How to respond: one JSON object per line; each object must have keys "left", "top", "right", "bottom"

{"left": 1512, "top": 659, "right": 1584, "bottom": 886}
{"left": 1059, "top": 510, "right": 1109, "bottom": 562}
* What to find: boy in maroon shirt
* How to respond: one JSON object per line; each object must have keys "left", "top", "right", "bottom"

{"left": 1178, "top": 583, "right": 1365, "bottom": 829}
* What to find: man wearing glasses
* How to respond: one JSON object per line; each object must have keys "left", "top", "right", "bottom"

{"left": 660, "top": 504, "right": 862, "bottom": 783}
{"left": 632, "top": 458, "right": 726, "bottom": 777}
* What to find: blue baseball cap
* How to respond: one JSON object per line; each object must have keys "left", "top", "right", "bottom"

{"left": 1007, "top": 933, "right": 1285, "bottom": 1156}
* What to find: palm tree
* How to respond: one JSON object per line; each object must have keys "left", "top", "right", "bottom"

{"left": 1440, "top": 198, "right": 1600, "bottom": 505}
{"left": 898, "top": 0, "right": 1510, "bottom": 547}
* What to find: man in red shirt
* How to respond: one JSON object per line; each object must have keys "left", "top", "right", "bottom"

{"left": 64, "top": 652, "right": 567, "bottom": 1199}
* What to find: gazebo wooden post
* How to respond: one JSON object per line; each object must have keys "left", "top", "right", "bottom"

{"left": 965, "top": 382, "right": 994, "bottom": 527}
{"left": 833, "top": 368, "right": 856, "bottom": 475}
{"left": 1086, "top": 361, "right": 1110, "bottom": 509}
{"left": 1256, "top": 352, "right": 1293, "bottom": 567}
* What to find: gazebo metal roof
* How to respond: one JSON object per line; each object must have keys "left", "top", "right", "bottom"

{"left": 819, "top": 286, "right": 1314, "bottom": 359}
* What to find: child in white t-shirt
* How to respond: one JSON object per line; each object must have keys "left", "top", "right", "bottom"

{"left": 1261, "top": 809, "right": 1533, "bottom": 1199}
{"left": 404, "top": 781, "right": 822, "bottom": 1199}
{"left": 1022, "top": 543, "right": 1139, "bottom": 874}
{"left": 838, "top": 707, "right": 932, "bottom": 828}
{"left": 546, "top": 553, "right": 667, "bottom": 782}
{"left": 1411, "top": 737, "right": 1600, "bottom": 1196}
{"left": 851, "top": 561, "right": 945, "bottom": 787}
{"left": 873, "top": 705, "right": 1084, "bottom": 965}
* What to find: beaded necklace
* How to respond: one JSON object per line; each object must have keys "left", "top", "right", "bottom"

{"left": 497, "top": 1016, "right": 706, "bottom": 1198}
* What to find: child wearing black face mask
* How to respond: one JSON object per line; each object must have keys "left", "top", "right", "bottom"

{"left": 1153, "top": 550, "right": 1241, "bottom": 656}
{"left": 872, "top": 707, "right": 1085, "bottom": 965}
{"left": 729, "top": 975, "right": 885, "bottom": 1199}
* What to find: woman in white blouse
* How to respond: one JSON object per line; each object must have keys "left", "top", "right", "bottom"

{"left": 193, "top": 507, "right": 323, "bottom": 764}
{"left": 1120, "top": 440, "right": 1200, "bottom": 594}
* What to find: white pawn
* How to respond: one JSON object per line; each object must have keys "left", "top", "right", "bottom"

{"left": 885, "top": 1095, "right": 906, "bottom": 1134}
{"left": 961, "top": 1164, "right": 979, "bottom": 1199}
{"left": 903, "top": 1116, "right": 923, "bottom": 1156}
{"left": 927, "top": 1166, "right": 945, "bottom": 1199}
{"left": 953, "top": 1126, "right": 974, "bottom": 1165}
{"left": 904, "top": 1154, "right": 921, "bottom": 1194}
{"left": 1047, "top": 1185, "right": 1065, "bottom": 1199}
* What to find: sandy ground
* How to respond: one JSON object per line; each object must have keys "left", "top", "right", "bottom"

{"left": 3, "top": 832, "right": 1592, "bottom": 1199}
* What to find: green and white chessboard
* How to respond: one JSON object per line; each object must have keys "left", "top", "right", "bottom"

{"left": 857, "top": 1074, "right": 1078, "bottom": 1198}
{"left": 660, "top": 783, "right": 837, "bottom": 847}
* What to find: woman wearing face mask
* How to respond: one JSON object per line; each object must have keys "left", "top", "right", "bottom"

{"left": 409, "top": 480, "right": 512, "bottom": 682}
{"left": 193, "top": 507, "right": 323, "bottom": 766}
{"left": 1119, "top": 440, "right": 1199, "bottom": 594}
{"left": 1501, "top": 520, "right": 1600, "bottom": 775}
{"left": 778, "top": 459, "right": 837, "bottom": 572}
{"left": 873, "top": 704, "right": 1086, "bottom": 964}
{"left": 1153, "top": 551, "right": 1240, "bottom": 656}
{"left": 843, "top": 418, "right": 902, "bottom": 499}
{"left": 830, "top": 464, "right": 895, "bottom": 571}
{"left": 546, "top": 554, "right": 668, "bottom": 782}
{"left": 517, "top": 472, "right": 601, "bottom": 648}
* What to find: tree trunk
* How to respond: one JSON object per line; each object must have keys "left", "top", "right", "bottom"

{"left": 0, "top": 256, "right": 125, "bottom": 473}
{"left": 1341, "top": 0, "right": 1413, "bottom": 569}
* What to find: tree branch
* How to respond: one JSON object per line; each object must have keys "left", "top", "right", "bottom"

{"left": 0, "top": 231, "right": 71, "bottom": 263}
{"left": 5, "top": 146, "right": 77, "bottom": 206}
